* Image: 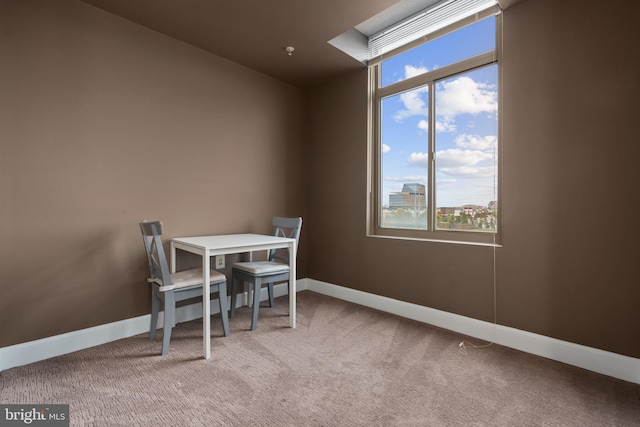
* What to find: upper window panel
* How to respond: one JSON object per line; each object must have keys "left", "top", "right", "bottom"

{"left": 380, "top": 17, "right": 496, "bottom": 88}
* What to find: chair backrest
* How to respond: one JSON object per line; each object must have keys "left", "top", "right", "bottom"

{"left": 139, "top": 220, "right": 172, "bottom": 288}
{"left": 269, "top": 217, "right": 302, "bottom": 263}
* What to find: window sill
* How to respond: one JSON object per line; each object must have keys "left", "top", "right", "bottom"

{"left": 366, "top": 231, "right": 502, "bottom": 247}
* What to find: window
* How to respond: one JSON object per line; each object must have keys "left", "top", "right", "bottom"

{"left": 368, "top": 13, "right": 500, "bottom": 245}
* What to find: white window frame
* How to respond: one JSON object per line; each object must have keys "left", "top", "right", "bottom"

{"left": 367, "top": 13, "right": 502, "bottom": 246}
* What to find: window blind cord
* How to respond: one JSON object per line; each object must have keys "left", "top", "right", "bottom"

{"left": 458, "top": 242, "right": 497, "bottom": 354}
{"left": 459, "top": 11, "right": 502, "bottom": 355}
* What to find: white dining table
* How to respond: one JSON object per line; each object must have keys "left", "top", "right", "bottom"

{"left": 170, "top": 233, "right": 297, "bottom": 359}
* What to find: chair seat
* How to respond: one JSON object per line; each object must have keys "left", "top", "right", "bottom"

{"left": 232, "top": 261, "right": 290, "bottom": 275}
{"left": 230, "top": 216, "right": 302, "bottom": 331}
{"left": 152, "top": 268, "right": 226, "bottom": 292}
{"left": 140, "top": 220, "right": 230, "bottom": 356}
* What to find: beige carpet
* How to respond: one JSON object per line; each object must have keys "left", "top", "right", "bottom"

{"left": 2, "top": 291, "right": 640, "bottom": 426}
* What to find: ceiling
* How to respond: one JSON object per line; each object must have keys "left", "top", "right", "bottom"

{"left": 80, "top": 0, "right": 522, "bottom": 88}
{"left": 80, "top": 0, "right": 434, "bottom": 88}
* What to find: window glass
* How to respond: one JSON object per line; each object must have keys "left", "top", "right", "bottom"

{"left": 435, "top": 65, "right": 498, "bottom": 232}
{"left": 372, "top": 15, "right": 499, "bottom": 243}
{"left": 380, "top": 17, "right": 496, "bottom": 88}
{"left": 380, "top": 86, "right": 429, "bottom": 230}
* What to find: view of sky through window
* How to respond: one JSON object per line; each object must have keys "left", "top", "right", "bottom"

{"left": 379, "top": 17, "right": 497, "bottom": 229}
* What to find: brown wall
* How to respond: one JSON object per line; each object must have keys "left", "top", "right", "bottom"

{"left": 2, "top": 0, "right": 639, "bottom": 361}
{"left": 0, "top": 0, "right": 307, "bottom": 347}
{"left": 306, "top": 0, "right": 640, "bottom": 359}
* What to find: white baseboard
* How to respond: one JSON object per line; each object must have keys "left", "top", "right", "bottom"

{"left": 304, "top": 278, "right": 640, "bottom": 385}
{"left": 0, "top": 282, "right": 298, "bottom": 372}
{"left": 2, "top": 278, "right": 638, "bottom": 386}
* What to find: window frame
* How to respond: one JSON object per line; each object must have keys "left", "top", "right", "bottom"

{"left": 367, "top": 14, "right": 502, "bottom": 246}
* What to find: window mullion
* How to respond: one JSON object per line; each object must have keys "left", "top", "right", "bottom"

{"left": 373, "top": 67, "right": 383, "bottom": 231}
{"left": 428, "top": 81, "right": 436, "bottom": 232}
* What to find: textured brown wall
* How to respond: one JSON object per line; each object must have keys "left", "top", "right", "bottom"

{"left": 306, "top": 0, "right": 640, "bottom": 358}
{"left": 0, "top": 0, "right": 307, "bottom": 347}
{"left": 2, "top": 0, "right": 639, "bottom": 360}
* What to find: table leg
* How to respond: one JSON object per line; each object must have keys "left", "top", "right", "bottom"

{"left": 289, "top": 242, "right": 296, "bottom": 328}
{"left": 203, "top": 253, "right": 211, "bottom": 359}
{"left": 170, "top": 242, "right": 177, "bottom": 273}
{"left": 247, "top": 251, "right": 254, "bottom": 308}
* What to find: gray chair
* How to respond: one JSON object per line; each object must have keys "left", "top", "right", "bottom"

{"left": 139, "top": 220, "right": 229, "bottom": 356}
{"left": 230, "top": 217, "right": 302, "bottom": 330}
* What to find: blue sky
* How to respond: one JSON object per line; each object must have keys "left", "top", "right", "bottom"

{"left": 379, "top": 17, "right": 498, "bottom": 208}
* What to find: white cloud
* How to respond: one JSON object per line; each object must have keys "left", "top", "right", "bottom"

{"left": 438, "top": 166, "right": 496, "bottom": 178}
{"left": 436, "top": 76, "right": 497, "bottom": 118}
{"left": 437, "top": 177, "right": 457, "bottom": 184}
{"left": 404, "top": 64, "right": 428, "bottom": 79}
{"left": 407, "top": 152, "right": 429, "bottom": 168}
{"left": 394, "top": 88, "right": 428, "bottom": 121}
{"left": 436, "top": 118, "right": 456, "bottom": 133}
{"left": 455, "top": 134, "right": 496, "bottom": 151}
{"left": 393, "top": 75, "right": 496, "bottom": 127}
{"left": 382, "top": 144, "right": 391, "bottom": 153}
{"left": 416, "top": 117, "right": 458, "bottom": 134}
{"left": 436, "top": 148, "right": 493, "bottom": 168}
{"left": 406, "top": 149, "right": 495, "bottom": 172}
{"left": 393, "top": 65, "right": 430, "bottom": 120}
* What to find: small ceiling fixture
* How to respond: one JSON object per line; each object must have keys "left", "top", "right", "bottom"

{"left": 285, "top": 46, "right": 295, "bottom": 56}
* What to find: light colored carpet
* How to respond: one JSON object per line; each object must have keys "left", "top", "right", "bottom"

{"left": 2, "top": 291, "right": 640, "bottom": 426}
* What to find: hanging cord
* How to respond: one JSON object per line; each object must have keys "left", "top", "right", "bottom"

{"left": 459, "top": 241, "right": 497, "bottom": 354}
{"left": 459, "top": 11, "right": 502, "bottom": 355}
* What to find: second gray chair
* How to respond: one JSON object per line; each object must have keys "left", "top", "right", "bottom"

{"left": 140, "top": 220, "right": 229, "bottom": 356}
{"left": 230, "top": 216, "right": 302, "bottom": 330}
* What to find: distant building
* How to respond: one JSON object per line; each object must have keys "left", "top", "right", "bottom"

{"left": 438, "top": 207, "right": 461, "bottom": 217}
{"left": 389, "top": 183, "right": 426, "bottom": 210}
{"left": 462, "top": 204, "right": 486, "bottom": 215}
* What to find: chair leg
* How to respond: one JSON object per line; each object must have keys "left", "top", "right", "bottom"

{"left": 161, "top": 292, "right": 175, "bottom": 356}
{"left": 230, "top": 273, "right": 239, "bottom": 319}
{"left": 267, "top": 283, "right": 275, "bottom": 307}
{"left": 150, "top": 291, "right": 160, "bottom": 340}
{"left": 287, "top": 280, "right": 291, "bottom": 316}
{"left": 250, "top": 279, "right": 262, "bottom": 331}
{"left": 218, "top": 283, "right": 230, "bottom": 337}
